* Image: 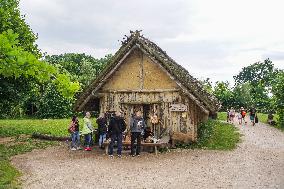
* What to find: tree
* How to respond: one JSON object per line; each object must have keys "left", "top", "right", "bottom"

{"left": 200, "top": 78, "right": 213, "bottom": 94}
{"left": 232, "top": 82, "right": 253, "bottom": 109}
{"left": 0, "top": 0, "right": 40, "bottom": 57}
{"left": 0, "top": 0, "right": 80, "bottom": 118}
{"left": 44, "top": 53, "right": 112, "bottom": 89}
{"left": 233, "top": 59, "right": 277, "bottom": 111}
{"left": 0, "top": 30, "right": 80, "bottom": 98}
{"left": 213, "top": 81, "right": 234, "bottom": 111}
{"left": 272, "top": 70, "right": 284, "bottom": 128}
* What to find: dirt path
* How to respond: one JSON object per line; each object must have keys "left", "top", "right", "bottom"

{"left": 12, "top": 121, "right": 284, "bottom": 189}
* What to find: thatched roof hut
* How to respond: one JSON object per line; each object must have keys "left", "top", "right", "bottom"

{"left": 74, "top": 30, "right": 220, "bottom": 140}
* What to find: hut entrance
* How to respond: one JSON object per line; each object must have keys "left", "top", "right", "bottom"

{"left": 125, "top": 103, "right": 161, "bottom": 138}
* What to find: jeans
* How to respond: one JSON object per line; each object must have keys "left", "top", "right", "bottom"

{"left": 71, "top": 131, "right": 80, "bottom": 148}
{"left": 131, "top": 132, "right": 142, "bottom": 155}
{"left": 99, "top": 133, "right": 106, "bottom": 147}
{"left": 108, "top": 133, "right": 123, "bottom": 155}
{"left": 84, "top": 133, "right": 92, "bottom": 147}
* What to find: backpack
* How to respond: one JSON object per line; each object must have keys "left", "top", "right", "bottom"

{"left": 255, "top": 115, "right": 259, "bottom": 123}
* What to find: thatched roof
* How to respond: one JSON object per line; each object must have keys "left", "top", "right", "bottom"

{"left": 74, "top": 30, "right": 220, "bottom": 113}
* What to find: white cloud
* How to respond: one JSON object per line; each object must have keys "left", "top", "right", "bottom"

{"left": 19, "top": 0, "right": 284, "bottom": 84}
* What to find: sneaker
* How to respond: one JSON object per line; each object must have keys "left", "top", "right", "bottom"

{"left": 71, "top": 147, "right": 77, "bottom": 151}
{"left": 84, "top": 147, "right": 91, "bottom": 151}
{"left": 109, "top": 155, "right": 114, "bottom": 158}
{"left": 136, "top": 154, "right": 140, "bottom": 157}
{"left": 131, "top": 154, "right": 135, "bottom": 157}
{"left": 118, "top": 155, "right": 122, "bottom": 158}
{"left": 76, "top": 147, "right": 82, "bottom": 150}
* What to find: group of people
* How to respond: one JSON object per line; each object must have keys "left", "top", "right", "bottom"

{"left": 227, "top": 107, "right": 258, "bottom": 126}
{"left": 68, "top": 110, "right": 151, "bottom": 157}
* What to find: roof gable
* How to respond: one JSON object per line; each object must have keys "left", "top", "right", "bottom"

{"left": 74, "top": 31, "right": 220, "bottom": 113}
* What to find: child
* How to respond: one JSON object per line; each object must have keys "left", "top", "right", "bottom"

{"left": 81, "top": 112, "right": 94, "bottom": 151}
{"left": 69, "top": 115, "right": 81, "bottom": 150}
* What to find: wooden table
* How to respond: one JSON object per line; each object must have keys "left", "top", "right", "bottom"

{"left": 102, "top": 141, "right": 167, "bottom": 155}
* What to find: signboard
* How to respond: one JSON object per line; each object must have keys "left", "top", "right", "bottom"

{"left": 169, "top": 104, "right": 188, "bottom": 112}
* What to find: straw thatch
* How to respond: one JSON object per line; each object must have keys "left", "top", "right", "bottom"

{"left": 74, "top": 30, "right": 220, "bottom": 114}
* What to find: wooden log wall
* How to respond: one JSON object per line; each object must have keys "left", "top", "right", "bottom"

{"left": 98, "top": 90, "right": 209, "bottom": 139}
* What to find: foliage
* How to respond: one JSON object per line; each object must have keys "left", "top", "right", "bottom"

{"left": 176, "top": 120, "right": 240, "bottom": 150}
{"left": 0, "top": 0, "right": 40, "bottom": 57}
{"left": 44, "top": 53, "right": 112, "bottom": 89}
{"left": 0, "top": 30, "right": 80, "bottom": 99}
{"left": 233, "top": 59, "right": 277, "bottom": 111}
{"left": 213, "top": 81, "right": 233, "bottom": 111}
{"left": 271, "top": 71, "right": 284, "bottom": 128}
{"left": 37, "top": 83, "right": 73, "bottom": 118}
{"left": 200, "top": 78, "right": 213, "bottom": 94}
{"left": 232, "top": 82, "right": 253, "bottom": 109}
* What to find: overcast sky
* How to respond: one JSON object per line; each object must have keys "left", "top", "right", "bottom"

{"left": 19, "top": 0, "right": 284, "bottom": 84}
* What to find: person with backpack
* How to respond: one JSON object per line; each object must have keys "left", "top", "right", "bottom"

{"left": 68, "top": 115, "right": 81, "bottom": 150}
{"left": 130, "top": 110, "right": 146, "bottom": 157}
{"left": 240, "top": 107, "right": 247, "bottom": 125}
{"left": 108, "top": 111, "right": 126, "bottom": 158}
{"left": 81, "top": 112, "right": 94, "bottom": 151}
{"left": 249, "top": 107, "right": 257, "bottom": 126}
{"left": 97, "top": 113, "right": 107, "bottom": 149}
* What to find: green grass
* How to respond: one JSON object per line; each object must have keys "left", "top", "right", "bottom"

{"left": 0, "top": 118, "right": 98, "bottom": 188}
{"left": 0, "top": 136, "right": 56, "bottom": 188}
{"left": 0, "top": 118, "right": 98, "bottom": 137}
{"left": 217, "top": 112, "right": 227, "bottom": 121}
{"left": 197, "top": 120, "right": 241, "bottom": 150}
{"left": 177, "top": 120, "right": 241, "bottom": 150}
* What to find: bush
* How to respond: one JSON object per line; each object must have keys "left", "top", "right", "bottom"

{"left": 37, "top": 83, "right": 74, "bottom": 118}
{"left": 176, "top": 120, "right": 240, "bottom": 150}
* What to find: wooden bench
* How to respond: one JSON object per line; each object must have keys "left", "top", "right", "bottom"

{"left": 102, "top": 141, "right": 167, "bottom": 155}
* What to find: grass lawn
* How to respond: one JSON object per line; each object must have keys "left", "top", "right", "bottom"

{"left": 0, "top": 118, "right": 98, "bottom": 137}
{"left": 217, "top": 112, "right": 227, "bottom": 121}
{"left": 0, "top": 118, "right": 97, "bottom": 188}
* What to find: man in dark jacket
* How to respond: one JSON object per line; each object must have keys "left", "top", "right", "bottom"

{"left": 96, "top": 113, "right": 107, "bottom": 149}
{"left": 108, "top": 111, "right": 126, "bottom": 157}
{"left": 130, "top": 110, "right": 146, "bottom": 156}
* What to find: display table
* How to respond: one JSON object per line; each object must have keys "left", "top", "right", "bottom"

{"left": 102, "top": 140, "right": 167, "bottom": 155}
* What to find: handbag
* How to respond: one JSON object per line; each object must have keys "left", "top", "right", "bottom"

{"left": 68, "top": 122, "right": 75, "bottom": 133}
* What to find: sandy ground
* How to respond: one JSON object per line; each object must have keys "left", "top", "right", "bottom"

{"left": 11, "top": 121, "right": 284, "bottom": 189}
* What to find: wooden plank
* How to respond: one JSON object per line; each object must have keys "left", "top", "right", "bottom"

{"left": 169, "top": 103, "right": 188, "bottom": 111}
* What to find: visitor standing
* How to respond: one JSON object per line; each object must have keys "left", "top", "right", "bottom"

{"left": 82, "top": 112, "right": 94, "bottom": 151}
{"left": 130, "top": 110, "right": 146, "bottom": 157}
{"left": 108, "top": 111, "right": 126, "bottom": 158}
{"left": 97, "top": 113, "right": 107, "bottom": 149}
{"left": 69, "top": 115, "right": 81, "bottom": 150}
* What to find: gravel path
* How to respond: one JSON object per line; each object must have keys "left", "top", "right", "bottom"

{"left": 12, "top": 121, "right": 284, "bottom": 189}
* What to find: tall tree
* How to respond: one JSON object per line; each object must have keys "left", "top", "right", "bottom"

{"left": 272, "top": 70, "right": 284, "bottom": 128}
{"left": 233, "top": 59, "right": 276, "bottom": 111}
{"left": 0, "top": 0, "right": 40, "bottom": 57}
{"left": 213, "top": 81, "right": 234, "bottom": 111}
{"left": 44, "top": 53, "right": 112, "bottom": 89}
{"left": 0, "top": 0, "right": 80, "bottom": 118}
